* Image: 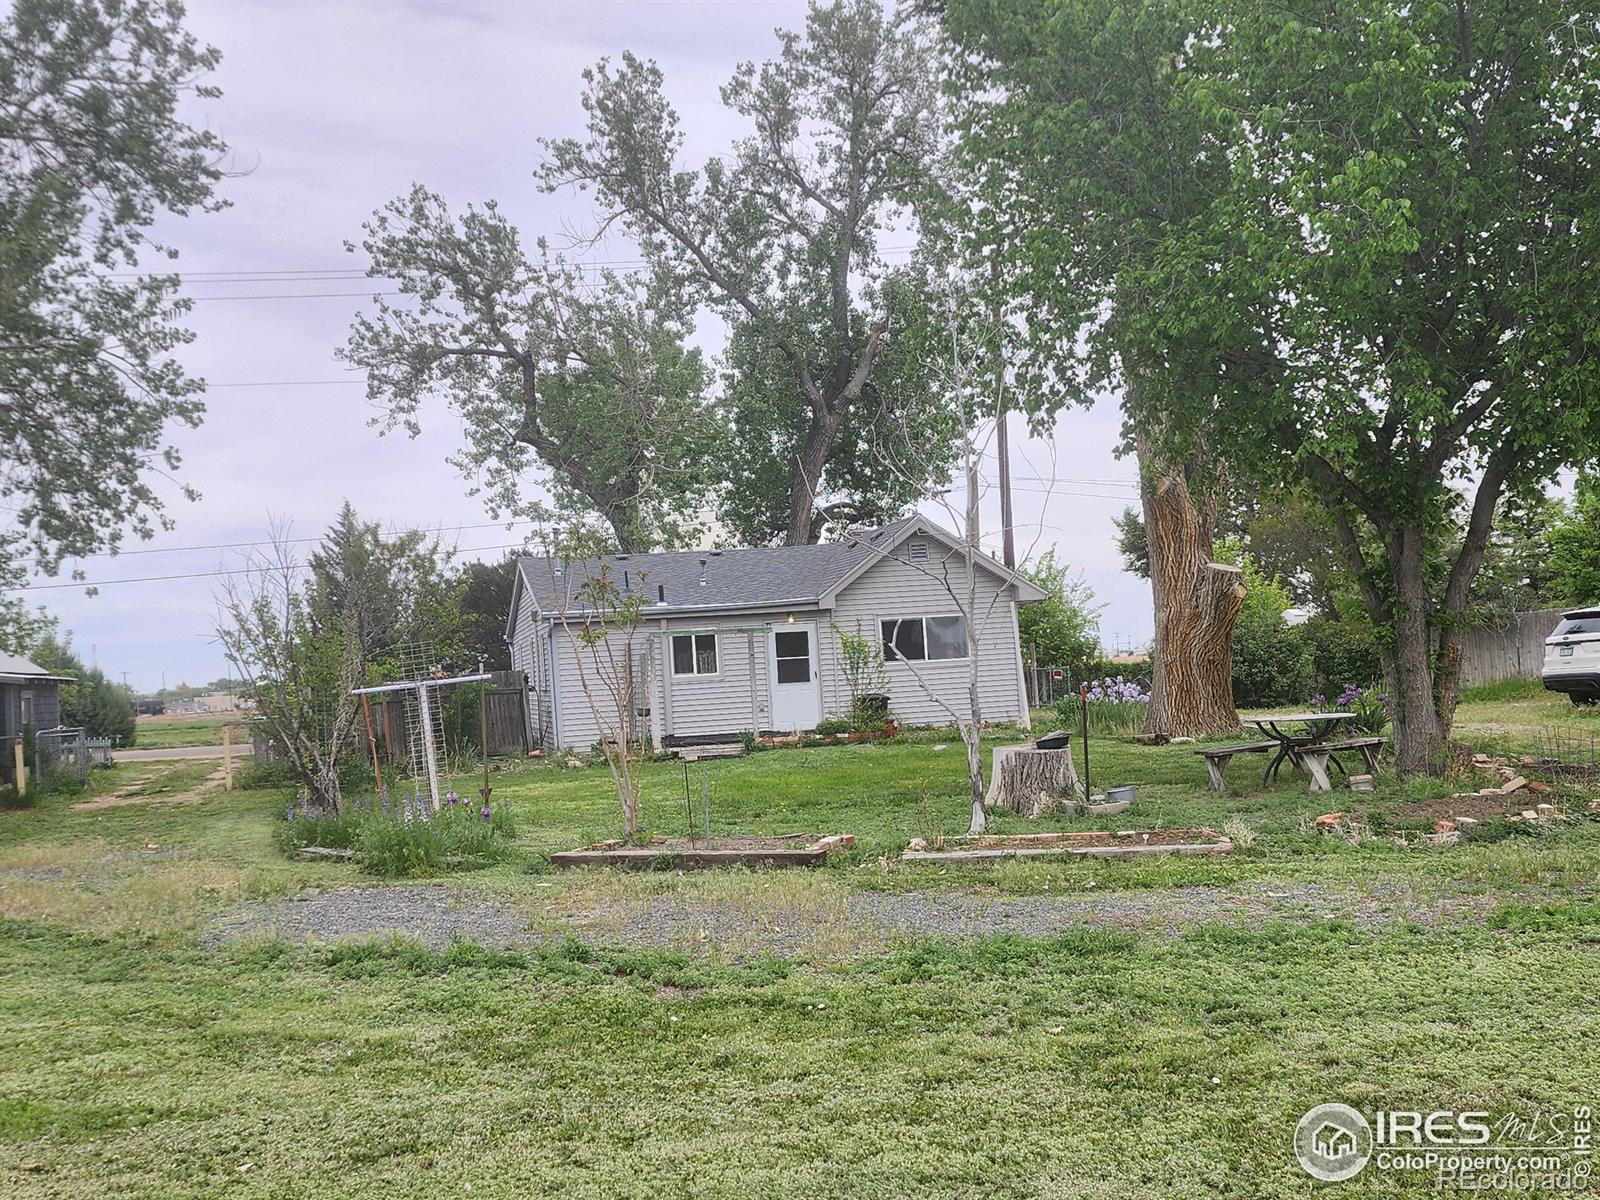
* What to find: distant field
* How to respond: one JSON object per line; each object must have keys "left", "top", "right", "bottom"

{"left": 133, "top": 712, "right": 237, "bottom": 749}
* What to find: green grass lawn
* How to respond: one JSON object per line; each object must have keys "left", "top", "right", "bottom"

{"left": 1453, "top": 677, "right": 1600, "bottom": 756}
{"left": 133, "top": 712, "right": 236, "bottom": 749}
{"left": 4, "top": 707, "right": 1599, "bottom": 1197}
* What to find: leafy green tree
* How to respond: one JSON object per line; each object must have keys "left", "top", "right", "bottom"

{"left": 1467, "top": 492, "right": 1572, "bottom": 620}
{"left": 1120, "top": 1, "right": 1600, "bottom": 771}
{"left": 30, "top": 630, "right": 135, "bottom": 744}
{"left": 216, "top": 526, "right": 368, "bottom": 813}
{"left": 1549, "top": 474, "right": 1600, "bottom": 607}
{"left": 1016, "top": 549, "right": 1102, "bottom": 678}
{"left": 717, "top": 270, "right": 960, "bottom": 544}
{"left": 455, "top": 554, "right": 521, "bottom": 673}
{"left": 0, "top": 0, "right": 224, "bottom": 647}
{"left": 307, "top": 501, "right": 457, "bottom": 667}
{"left": 949, "top": 0, "right": 1600, "bottom": 771}
{"left": 343, "top": 189, "right": 713, "bottom": 553}
{"left": 1218, "top": 550, "right": 1314, "bottom": 708}
{"left": 539, "top": 0, "right": 951, "bottom": 544}
{"left": 939, "top": 0, "right": 1247, "bottom": 740}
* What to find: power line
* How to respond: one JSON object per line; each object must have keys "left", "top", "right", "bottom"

{"left": 8, "top": 539, "right": 534, "bottom": 594}
{"left": 68, "top": 517, "right": 543, "bottom": 560}
{"left": 187, "top": 290, "right": 404, "bottom": 302}
{"left": 104, "top": 245, "right": 920, "bottom": 282}
{"left": 205, "top": 379, "right": 365, "bottom": 388}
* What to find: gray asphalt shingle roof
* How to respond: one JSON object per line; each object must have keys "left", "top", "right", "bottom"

{"left": 0, "top": 653, "right": 69, "bottom": 681}
{"left": 517, "top": 516, "right": 919, "bottom": 615}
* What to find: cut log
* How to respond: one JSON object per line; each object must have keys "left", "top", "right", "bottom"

{"left": 984, "top": 744, "right": 1084, "bottom": 817}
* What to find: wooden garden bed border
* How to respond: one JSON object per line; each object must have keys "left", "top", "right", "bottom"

{"left": 551, "top": 833, "right": 855, "bottom": 870}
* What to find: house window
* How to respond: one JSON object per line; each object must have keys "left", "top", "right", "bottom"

{"left": 671, "top": 632, "right": 718, "bottom": 676}
{"left": 881, "top": 616, "right": 968, "bottom": 662}
{"left": 19, "top": 691, "right": 33, "bottom": 728}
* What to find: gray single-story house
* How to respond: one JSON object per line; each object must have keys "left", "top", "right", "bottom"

{"left": 506, "top": 515, "right": 1048, "bottom": 750}
{"left": 0, "top": 653, "right": 70, "bottom": 783}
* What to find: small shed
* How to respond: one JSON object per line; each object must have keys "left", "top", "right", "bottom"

{"left": 0, "top": 654, "right": 73, "bottom": 783}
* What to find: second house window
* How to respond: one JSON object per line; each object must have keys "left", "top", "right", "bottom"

{"left": 881, "top": 615, "right": 969, "bottom": 662}
{"left": 671, "top": 632, "right": 718, "bottom": 676}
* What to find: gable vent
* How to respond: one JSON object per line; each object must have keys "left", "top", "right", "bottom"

{"left": 907, "top": 540, "right": 929, "bottom": 563}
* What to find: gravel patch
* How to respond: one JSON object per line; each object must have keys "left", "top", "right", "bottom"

{"left": 206, "top": 885, "right": 541, "bottom": 951}
{"left": 206, "top": 878, "right": 1504, "bottom": 956}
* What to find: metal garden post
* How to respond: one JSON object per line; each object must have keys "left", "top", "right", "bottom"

{"left": 416, "top": 681, "right": 441, "bottom": 811}
{"left": 1078, "top": 682, "right": 1091, "bottom": 799}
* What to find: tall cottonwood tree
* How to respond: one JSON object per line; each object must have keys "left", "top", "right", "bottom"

{"left": 539, "top": 0, "right": 948, "bottom": 545}
{"left": 1129, "top": 1, "right": 1600, "bottom": 771}
{"left": 717, "top": 269, "right": 960, "bottom": 544}
{"left": 0, "top": 0, "right": 224, "bottom": 645}
{"left": 343, "top": 187, "right": 713, "bottom": 554}
{"left": 939, "top": 0, "right": 1247, "bottom": 738}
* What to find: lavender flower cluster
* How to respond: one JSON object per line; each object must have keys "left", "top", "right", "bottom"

{"left": 1083, "top": 675, "right": 1151, "bottom": 704}
{"left": 1335, "top": 684, "right": 1390, "bottom": 710}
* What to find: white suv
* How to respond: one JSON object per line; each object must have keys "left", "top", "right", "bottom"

{"left": 1543, "top": 606, "right": 1600, "bottom": 706}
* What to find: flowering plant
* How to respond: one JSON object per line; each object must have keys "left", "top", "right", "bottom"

{"left": 1054, "top": 675, "right": 1151, "bottom": 735}
{"left": 1336, "top": 684, "right": 1390, "bottom": 735}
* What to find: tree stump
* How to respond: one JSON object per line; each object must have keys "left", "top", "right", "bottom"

{"left": 984, "top": 744, "right": 1085, "bottom": 817}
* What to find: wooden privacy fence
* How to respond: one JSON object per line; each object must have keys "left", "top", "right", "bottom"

{"left": 1457, "top": 609, "right": 1563, "bottom": 687}
{"left": 369, "top": 670, "right": 530, "bottom": 759}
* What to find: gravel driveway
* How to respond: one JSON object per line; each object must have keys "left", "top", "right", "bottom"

{"left": 206, "top": 878, "right": 1505, "bottom": 957}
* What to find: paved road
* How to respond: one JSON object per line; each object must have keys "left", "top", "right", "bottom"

{"left": 114, "top": 744, "right": 232, "bottom": 762}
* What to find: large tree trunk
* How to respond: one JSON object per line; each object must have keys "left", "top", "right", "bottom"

{"left": 1137, "top": 436, "right": 1246, "bottom": 740}
{"left": 1387, "top": 523, "right": 1449, "bottom": 773}
{"left": 785, "top": 407, "right": 846, "bottom": 545}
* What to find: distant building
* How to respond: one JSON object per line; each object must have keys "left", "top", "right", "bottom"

{"left": 167, "top": 691, "right": 238, "bottom": 715}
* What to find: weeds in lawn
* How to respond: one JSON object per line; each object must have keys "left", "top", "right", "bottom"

{"left": 914, "top": 784, "right": 948, "bottom": 850}
{"left": 277, "top": 797, "right": 518, "bottom": 877}
{"left": 1221, "top": 815, "right": 1256, "bottom": 848}
{"left": 531, "top": 867, "right": 871, "bottom": 961}
{"left": 0, "top": 840, "right": 282, "bottom": 936}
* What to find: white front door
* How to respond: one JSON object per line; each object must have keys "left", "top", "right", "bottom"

{"left": 769, "top": 623, "right": 821, "bottom": 732}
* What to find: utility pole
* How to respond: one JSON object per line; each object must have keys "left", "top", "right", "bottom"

{"left": 989, "top": 258, "right": 1016, "bottom": 570}
{"left": 997, "top": 409, "right": 1015, "bottom": 570}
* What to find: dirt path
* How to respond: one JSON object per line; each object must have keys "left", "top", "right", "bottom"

{"left": 113, "top": 744, "right": 234, "bottom": 762}
{"left": 73, "top": 762, "right": 227, "bottom": 811}
{"left": 206, "top": 877, "right": 1516, "bottom": 958}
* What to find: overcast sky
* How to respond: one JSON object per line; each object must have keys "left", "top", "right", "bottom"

{"left": 21, "top": 0, "right": 1150, "bottom": 692}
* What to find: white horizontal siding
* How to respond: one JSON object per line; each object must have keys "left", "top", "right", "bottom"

{"left": 547, "top": 622, "right": 654, "bottom": 751}
{"left": 655, "top": 616, "right": 772, "bottom": 740}
{"left": 823, "top": 544, "right": 1026, "bottom": 726}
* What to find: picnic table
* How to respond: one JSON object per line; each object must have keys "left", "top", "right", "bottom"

{"left": 1245, "top": 712, "right": 1356, "bottom": 791}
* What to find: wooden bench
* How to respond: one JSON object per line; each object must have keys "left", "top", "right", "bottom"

{"left": 1320, "top": 736, "right": 1386, "bottom": 774}
{"left": 1194, "top": 741, "right": 1278, "bottom": 792}
{"left": 1277, "top": 736, "right": 1388, "bottom": 793}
